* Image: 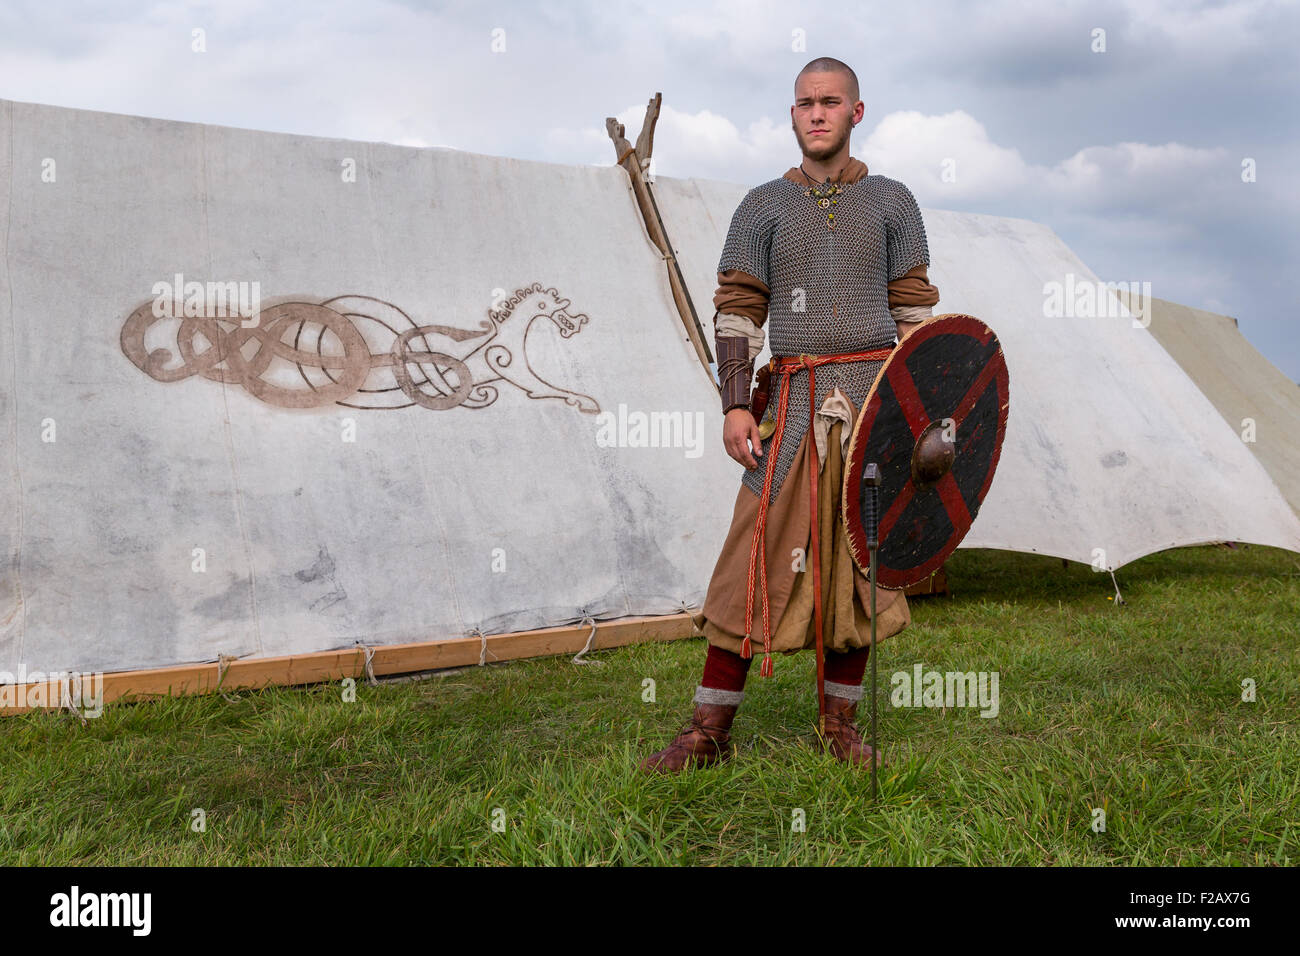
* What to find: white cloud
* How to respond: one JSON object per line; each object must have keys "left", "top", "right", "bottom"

{"left": 858, "top": 110, "right": 1032, "bottom": 199}
{"left": 859, "top": 108, "right": 1235, "bottom": 222}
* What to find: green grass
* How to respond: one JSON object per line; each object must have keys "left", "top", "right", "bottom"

{"left": 2, "top": 545, "right": 1297, "bottom": 865}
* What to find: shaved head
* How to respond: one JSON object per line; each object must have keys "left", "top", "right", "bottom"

{"left": 790, "top": 57, "right": 863, "bottom": 171}
{"left": 795, "top": 57, "right": 859, "bottom": 104}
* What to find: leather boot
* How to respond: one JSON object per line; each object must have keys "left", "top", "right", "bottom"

{"left": 638, "top": 701, "right": 738, "bottom": 774}
{"left": 819, "top": 694, "right": 885, "bottom": 768}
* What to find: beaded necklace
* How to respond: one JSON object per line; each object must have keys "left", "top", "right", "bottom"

{"left": 799, "top": 163, "right": 842, "bottom": 230}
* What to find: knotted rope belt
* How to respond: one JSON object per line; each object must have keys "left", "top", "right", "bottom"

{"left": 742, "top": 347, "right": 894, "bottom": 725}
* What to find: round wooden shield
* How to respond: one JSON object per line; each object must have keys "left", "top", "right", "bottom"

{"left": 843, "top": 313, "right": 1010, "bottom": 589}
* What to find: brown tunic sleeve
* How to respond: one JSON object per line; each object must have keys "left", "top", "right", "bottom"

{"left": 887, "top": 264, "right": 940, "bottom": 309}
{"left": 889, "top": 264, "right": 941, "bottom": 308}
{"left": 712, "top": 268, "right": 770, "bottom": 328}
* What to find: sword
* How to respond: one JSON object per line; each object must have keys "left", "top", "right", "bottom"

{"left": 862, "top": 462, "right": 881, "bottom": 802}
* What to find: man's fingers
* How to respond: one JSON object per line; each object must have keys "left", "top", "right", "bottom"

{"left": 726, "top": 432, "right": 758, "bottom": 470}
{"left": 741, "top": 431, "right": 759, "bottom": 469}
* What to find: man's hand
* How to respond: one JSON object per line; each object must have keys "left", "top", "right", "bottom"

{"left": 723, "top": 407, "right": 764, "bottom": 469}
{"left": 895, "top": 319, "right": 923, "bottom": 342}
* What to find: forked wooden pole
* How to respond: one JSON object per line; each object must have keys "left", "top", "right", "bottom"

{"left": 606, "top": 93, "right": 714, "bottom": 373}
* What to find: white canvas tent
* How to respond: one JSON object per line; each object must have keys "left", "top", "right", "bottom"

{"left": 654, "top": 174, "right": 1300, "bottom": 571}
{"left": 1114, "top": 291, "right": 1300, "bottom": 519}
{"left": 0, "top": 98, "right": 741, "bottom": 700}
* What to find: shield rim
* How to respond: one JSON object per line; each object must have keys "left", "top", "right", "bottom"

{"left": 842, "top": 312, "right": 1010, "bottom": 589}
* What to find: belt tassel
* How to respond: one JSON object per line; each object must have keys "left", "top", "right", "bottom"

{"left": 742, "top": 348, "right": 893, "bottom": 705}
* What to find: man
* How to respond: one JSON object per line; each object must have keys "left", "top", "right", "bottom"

{"left": 639, "top": 57, "right": 939, "bottom": 773}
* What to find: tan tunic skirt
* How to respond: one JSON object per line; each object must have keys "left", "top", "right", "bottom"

{"left": 700, "top": 395, "right": 910, "bottom": 658}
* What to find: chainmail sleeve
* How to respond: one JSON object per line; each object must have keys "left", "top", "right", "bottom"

{"left": 883, "top": 180, "right": 930, "bottom": 282}
{"left": 717, "top": 187, "right": 775, "bottom": 288}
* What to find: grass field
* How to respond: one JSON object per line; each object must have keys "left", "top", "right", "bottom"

{"left": 1, "top": 545, "right": 1296, "bottom": 866}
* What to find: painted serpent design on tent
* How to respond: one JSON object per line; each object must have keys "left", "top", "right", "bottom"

{"left": 119, "top": 282, "right": 600, "bottom": 414}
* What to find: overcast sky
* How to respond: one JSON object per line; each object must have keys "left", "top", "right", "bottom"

{"left": 2, "top": 0, "right": 1296, "bottom": 378}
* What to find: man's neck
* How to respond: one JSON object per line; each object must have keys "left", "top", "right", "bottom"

{"left": 798, "top": 149, "right": 852, "bottom": 183}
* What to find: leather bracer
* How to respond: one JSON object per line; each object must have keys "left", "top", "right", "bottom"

{"left": 716, "top": 335, "right": 754, "bottom": 415}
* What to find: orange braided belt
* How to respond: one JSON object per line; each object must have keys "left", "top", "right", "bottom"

{"left": 742, "top": 348, "right": 894, "bottom": 716}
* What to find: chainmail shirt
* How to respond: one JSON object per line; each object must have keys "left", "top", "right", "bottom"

{"left": 718, "top": 174, "right": 931, "bottom": 503}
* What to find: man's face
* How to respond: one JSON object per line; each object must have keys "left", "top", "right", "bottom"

{"left": 790, "top": 72, "right": 861, "bottom": 162}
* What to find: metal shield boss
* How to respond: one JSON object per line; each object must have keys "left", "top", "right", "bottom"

{"left": 843, "top": 313, "right": 1011, "bottom": 589}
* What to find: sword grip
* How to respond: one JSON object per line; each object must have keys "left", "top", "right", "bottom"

{"left": 863, "top": 463, "right": 881, "bottom": 549}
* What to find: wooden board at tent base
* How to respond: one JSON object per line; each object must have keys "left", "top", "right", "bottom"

{"left": 0, "top": 614, "right": 699, "bottom": 715}
{"left": 903, "top": 564, "right": 948, "bottom": 597}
